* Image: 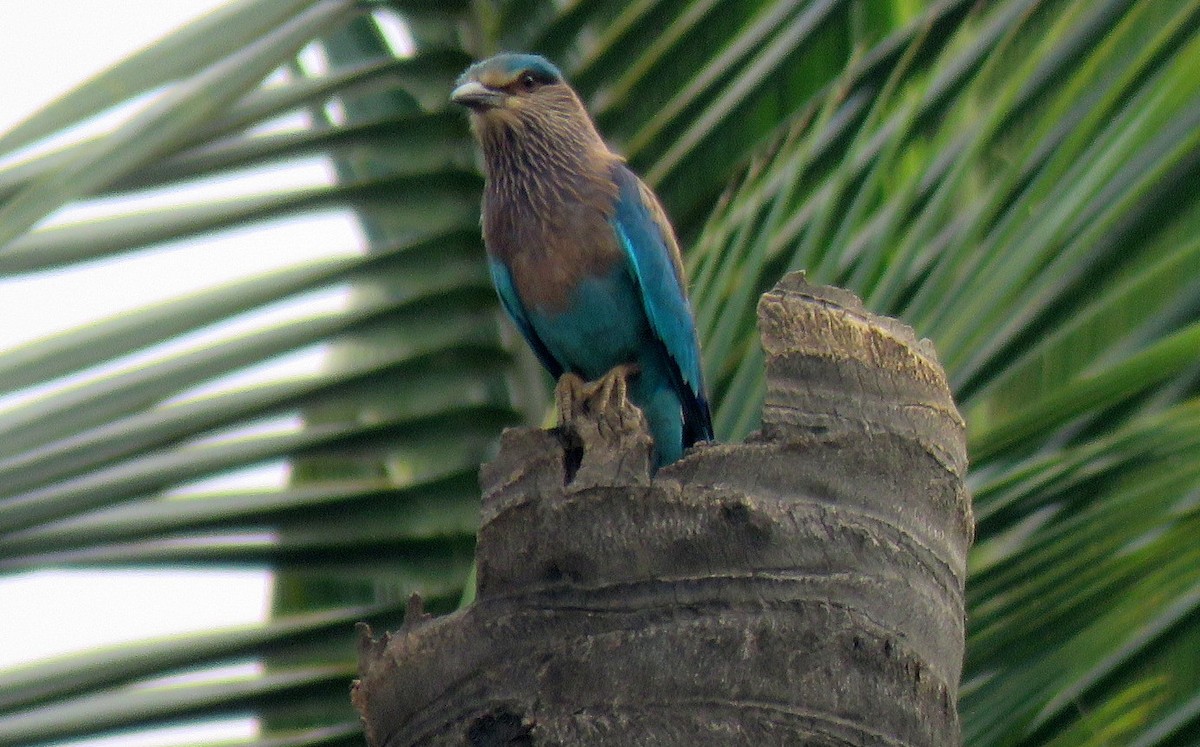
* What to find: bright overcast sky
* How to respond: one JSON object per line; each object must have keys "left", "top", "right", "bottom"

{"left": 2, "top": 2, "right": 232, "bottom": 134}
{"left": 0, "top": 3, "right": 360, "bottom": 745}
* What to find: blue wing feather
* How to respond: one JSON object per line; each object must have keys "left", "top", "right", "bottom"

{"left": 610, "top": 165, "right": 713, "bottom": 443}
{"left": 489, "top": 258, "right": 565, "bottom": 378}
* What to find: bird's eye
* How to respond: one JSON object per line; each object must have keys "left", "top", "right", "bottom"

{"left": 520, "top": 73, "right": 539, "bottom": 90}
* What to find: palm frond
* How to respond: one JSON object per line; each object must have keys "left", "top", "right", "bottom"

{"left": 1, "top": 0, "right": 1197, "bottom": 744}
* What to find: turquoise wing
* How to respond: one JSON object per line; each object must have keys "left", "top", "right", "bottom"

{"left": 610, "top": 164, "right": 713, "bottom": 444}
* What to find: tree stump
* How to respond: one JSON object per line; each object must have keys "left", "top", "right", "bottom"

{"left": 352, "top": 273, "right": 973, "bottom": 745}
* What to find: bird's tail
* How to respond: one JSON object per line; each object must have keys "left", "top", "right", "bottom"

{"left": 682, "top": 393, "right": 713, "bottom": 448}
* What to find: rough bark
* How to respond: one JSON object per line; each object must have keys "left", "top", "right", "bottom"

{"left": 352, "top": 273, "right": 973, "bottom": 746}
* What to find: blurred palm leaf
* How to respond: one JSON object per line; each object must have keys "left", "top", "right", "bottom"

{"left": 0, "top": 0, "right": 1196, "bottom": 745}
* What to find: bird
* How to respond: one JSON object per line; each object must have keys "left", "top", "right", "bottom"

{"left": 451, "top": 52, "right": 712, "bottom": 468}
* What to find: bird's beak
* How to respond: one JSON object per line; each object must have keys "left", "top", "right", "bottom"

{"left": 451, "top": 80, "right": 505, "bottom": 111}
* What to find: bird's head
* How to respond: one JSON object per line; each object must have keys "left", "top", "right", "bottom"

{"left": 451, "top": 53, "right": 598, "bottom": 145}
{"left": 451, "top": 53, "right": 564, "bottom": 114}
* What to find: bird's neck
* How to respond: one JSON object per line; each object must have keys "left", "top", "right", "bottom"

{"left": 478, "top": 117, "right": 617, "bottom": 210}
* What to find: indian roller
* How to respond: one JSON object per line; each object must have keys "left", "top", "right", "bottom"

{"left": 451, "top": 53, "right": 712, "bottom": 467}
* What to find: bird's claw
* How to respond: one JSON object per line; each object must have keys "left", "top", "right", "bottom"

{"left": 554, "top": 364, "right": 641, "bottom": 430}
{"left": 553, "top": 364, "right": 652, "bottom": 486}
{"left": 554, "top": 372, "right": 589, "bottom": 425}
{"left": 592, "top": 363, "right": 639, "bottom": 439}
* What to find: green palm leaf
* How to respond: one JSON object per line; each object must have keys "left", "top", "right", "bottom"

{"left": 1, "top": 0, "right": 1197, "bottom": 744}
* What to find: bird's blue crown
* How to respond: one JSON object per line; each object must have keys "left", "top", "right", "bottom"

{"left": 458, "top": 53, "right": 563, "bottom": 87}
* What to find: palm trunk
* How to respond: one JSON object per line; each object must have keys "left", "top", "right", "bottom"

{"left": 353, "top": 272, "right": 973, "bottom": 745}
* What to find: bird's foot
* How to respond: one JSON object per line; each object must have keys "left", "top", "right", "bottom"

{"left": 554, "top": 372, "right": 590, "bottom": 425}
{"left": 589, "top": 363, "right": 641, "bottom": 440}
{"left": 553, "top": 364, "right": 651, "bottom": 487}
{"left": 554, "top": 364, "right": 640, "bottom": 428}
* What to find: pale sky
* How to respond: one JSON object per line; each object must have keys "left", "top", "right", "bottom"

{"left": 0, "top": 3, "right": 373, "bottom": 745}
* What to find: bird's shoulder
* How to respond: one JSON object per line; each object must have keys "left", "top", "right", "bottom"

{"left": 610, "top": 164, "right": 687, "bottom": 289}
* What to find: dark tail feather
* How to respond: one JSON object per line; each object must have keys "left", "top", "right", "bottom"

{"left": 682, "top": 392, "right": 714, "bottom": 448}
